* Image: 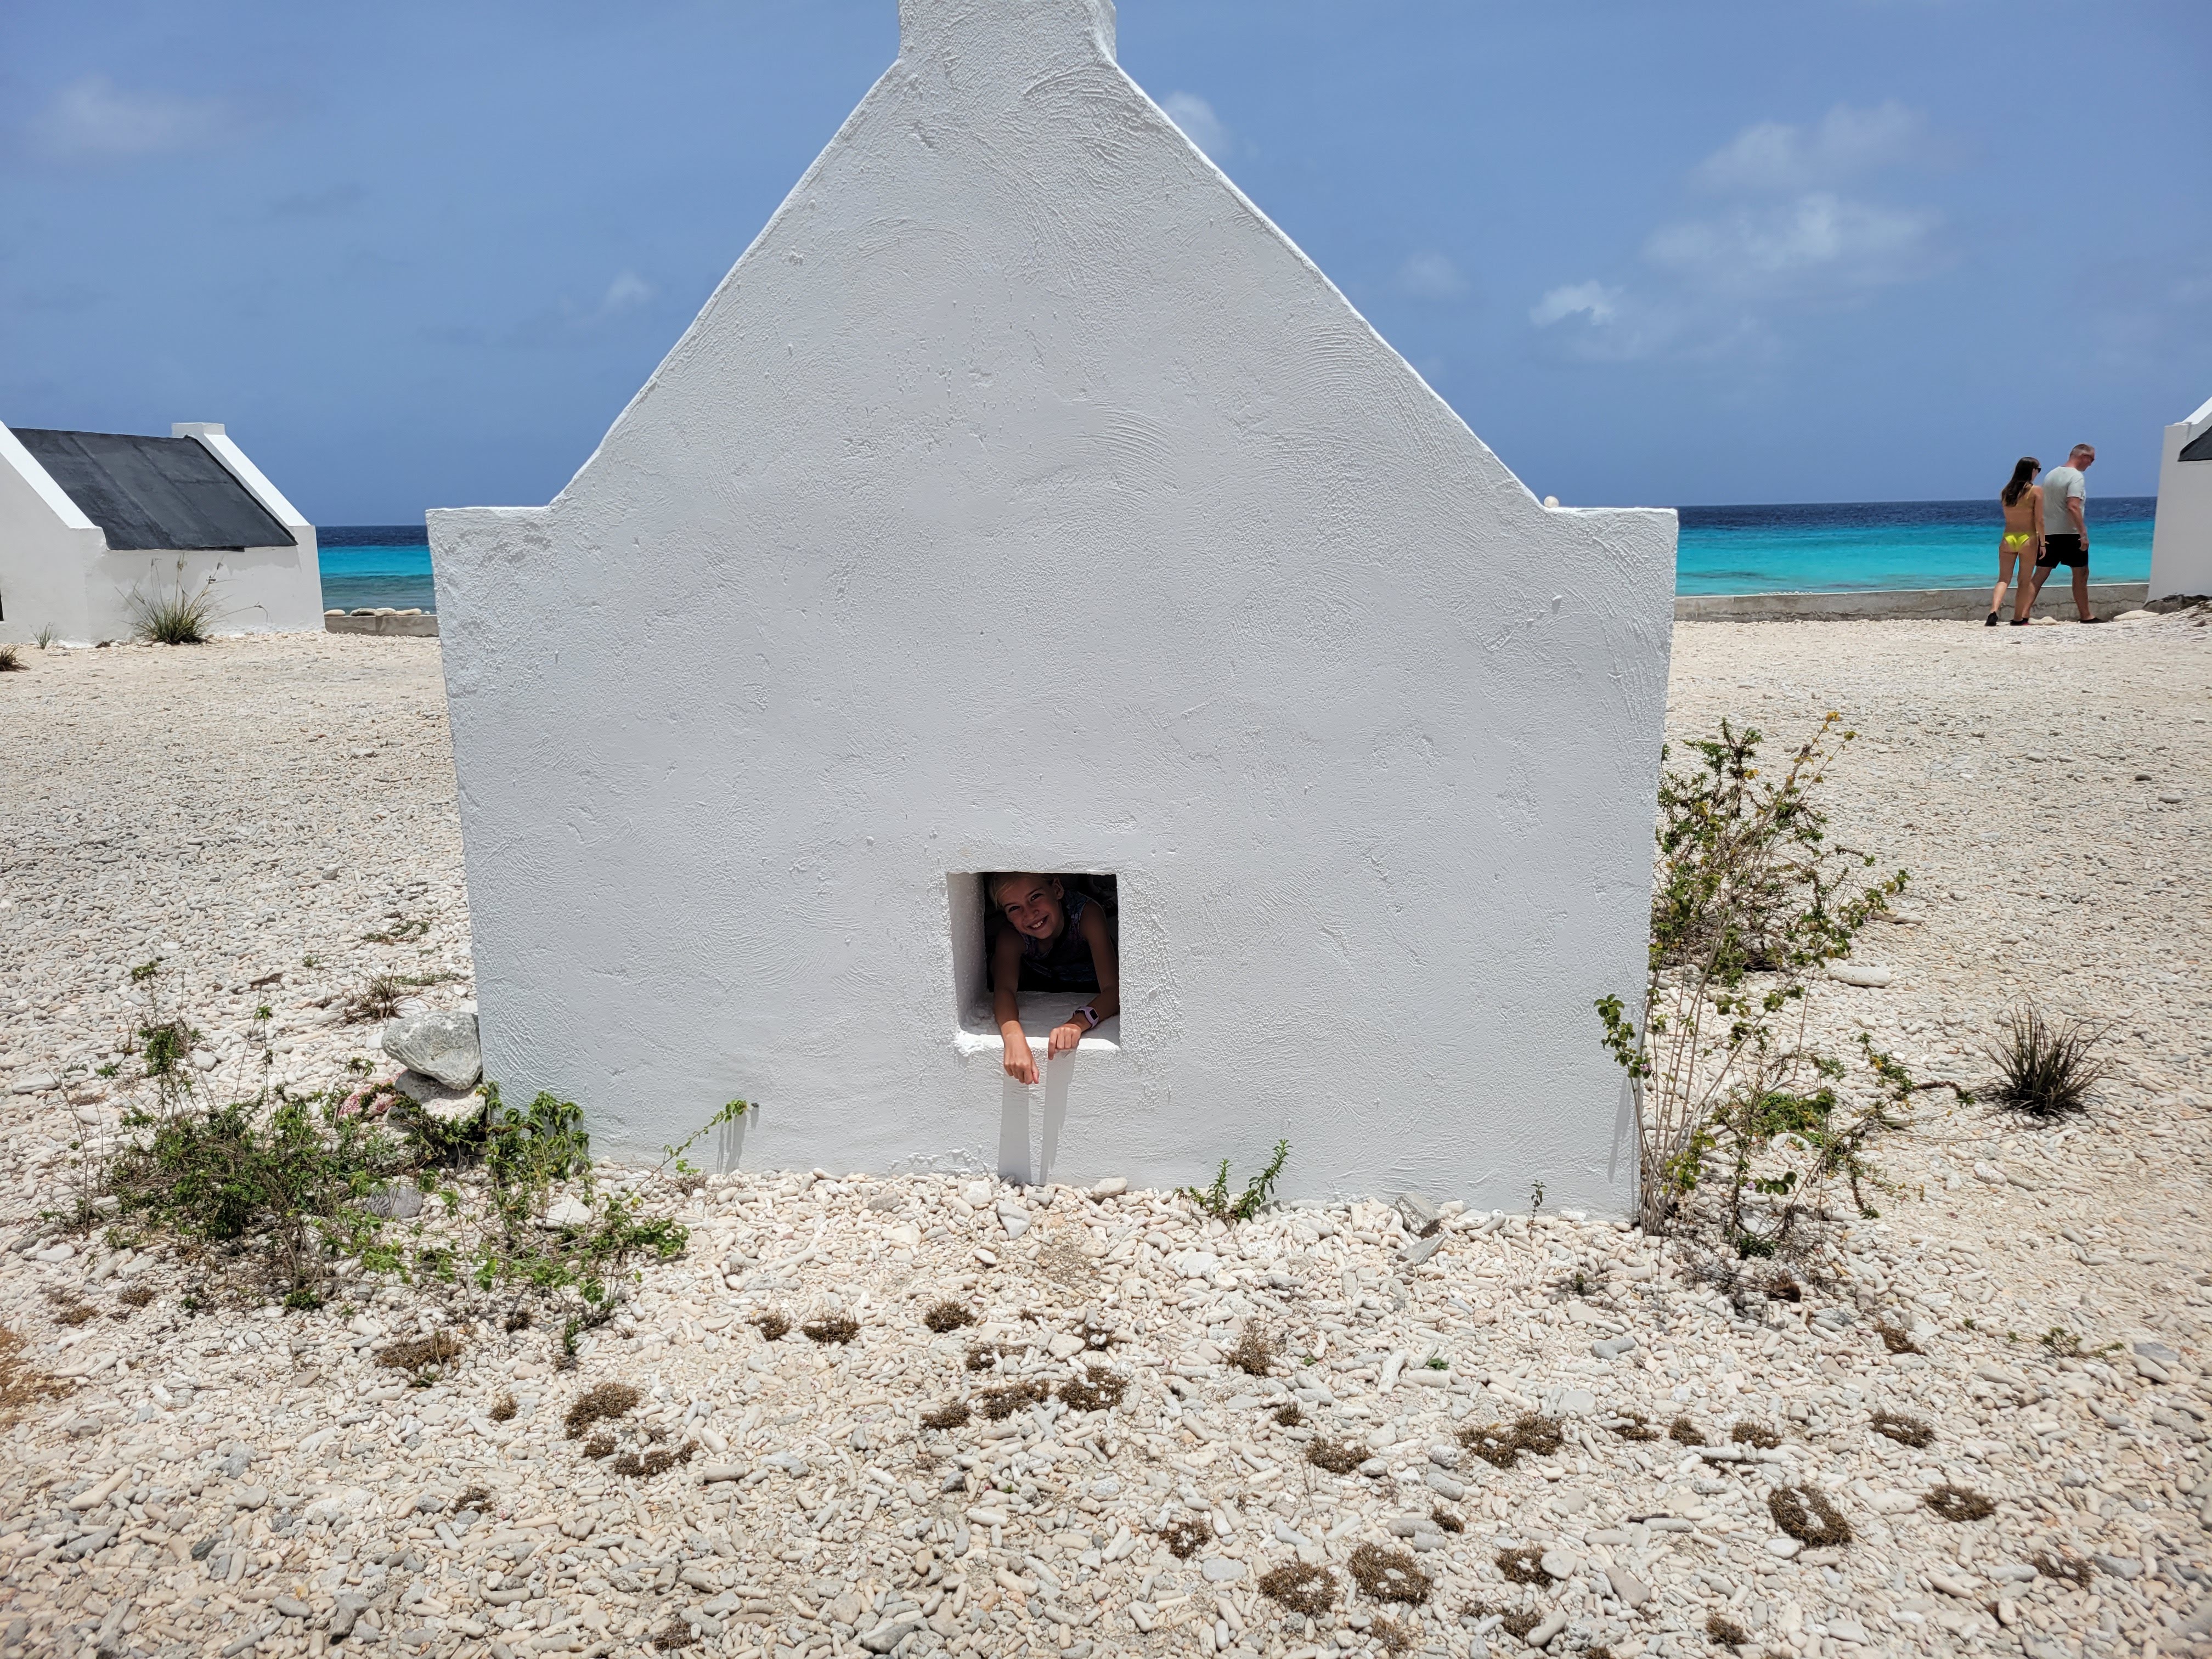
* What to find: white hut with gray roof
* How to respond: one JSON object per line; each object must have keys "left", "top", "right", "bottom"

{"left": 428, "top": 0, "right": 1676, "bottom": 1209}
{"left": 0, "top": 421, "right": 321, "bottom": 645}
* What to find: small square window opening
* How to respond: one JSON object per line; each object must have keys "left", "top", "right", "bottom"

{"left": 947, "top": 871, "right": 1121, "bottom": 1054}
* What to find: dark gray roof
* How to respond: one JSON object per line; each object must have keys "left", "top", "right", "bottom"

{"left": 14, "top": 428, "right": 296, "bottom": 551}
{"left": 2182, "top": 426, "right": 2212, "bottom": 463}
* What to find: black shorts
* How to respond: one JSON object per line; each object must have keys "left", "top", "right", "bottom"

{"left": 2038, "top": 534, "right": 2087, "bottom": 569}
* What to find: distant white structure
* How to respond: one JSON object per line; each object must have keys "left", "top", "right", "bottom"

{"left": 0, "top": 421, "right": 320, "bottom": 645}
{"left": 2151, "top": 394, "right": 2212, "bottom": 601}
{"left": 430, "top": 0, "right": 1676, "bottom": 1209}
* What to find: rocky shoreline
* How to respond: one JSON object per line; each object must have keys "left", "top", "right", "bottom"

{"left": 1, "top": 611, "right": 2208, "bottom": 1659}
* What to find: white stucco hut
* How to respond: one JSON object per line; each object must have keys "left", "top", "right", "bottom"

{"left": 2151, "top": 394, "right": 2212, "bottom": 602}
{"left": 0, "top": 421, "right": 320, "bottom": 646}
{"left": 430, "top": 0, "right": 1677, "bottom": 1209}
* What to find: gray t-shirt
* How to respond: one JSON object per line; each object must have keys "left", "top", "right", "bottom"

{"left": 2040, "top": 465, "right": 2087, "bottom": 535}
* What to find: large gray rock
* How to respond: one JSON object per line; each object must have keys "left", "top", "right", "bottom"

{"left": 381, "top": 1011, "right": 481, "bottom": 1090}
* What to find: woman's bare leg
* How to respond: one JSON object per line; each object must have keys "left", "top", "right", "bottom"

{"left": 1990, "top": 545, "right": 2017, "bottom": 616}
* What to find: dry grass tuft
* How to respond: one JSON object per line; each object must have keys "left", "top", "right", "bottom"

{"left": 376, "top": 1330, "right": 465, "bottom": 1372}
{"left": 341, "top": 972, "right": 407, "bottom": 1024}
{"left": 1227, "top": 1328, "right": 1278, "bottom": 1376}
{"left": 1273, "top": 1401, "right": 1304, "bottom": 1428}
{"left": 503, "top": 1308, "right": 533, "bottom": 1333}
{"left": 1606, "top": 1411, "right": 1657, "bottom": 1441}
{"left": 1159, "top": 1518, "right": 1212, "bottom": 1559}
{"left": 1369, "top": 1615, "right": 1414, "bottom": 1655}
{"left": 1058, "top": 1367, "right": 1127, "bottom": 1412}
{"left": 978, "top": 1380, "right": 1049, "bottom": 1420}
{"left": 563, "top": 1381, "right": 642, "bottom": 1439}
{"left": 1348, "top": 1542, "right": 1431, "bottom": 1605}
{"left": 1870, "top": 1410, "right": 1932, "bottom": 1448}
{"left": 1472, "top": 1602, "right": 1539, "bottom": 1642}
{"left": 1429, "top": 1507, "right": 1464, "bottom": 1534}
{"left": 1667, "top": 1415, "right": 1707, "bottom": 1447}
{"left": 753, "top": 1311, "right": 792, "bottom": 1342}
{"left": 921, "top": 1401, "right": 971, "bottom": 1430}
{"left": 1925, "top": 1484, "right": 1995, "bottom": 1522}
{"left": 1705, "top": 1612, "right": 1750, "bottom": 1644}
{"left": 0, "top": 1328, "right": 69, "bottom": 1425}
{"left": 803, "top": 1312, "right": 860, "bottom": 1345}
{"left": 651, "top": 1620, "right": 699, "bottom": 1650}
{"left": 964, "top": 1345, "right": 1000, "bottom": 1372}
{"left": 1256, "top": 1559, "right": 1336, "bottom": 1617}
{"left": 1306, "top": 1437, "right": 1369, "bottom": 1474}
{"left": 489, "top": 1393, "right": 517, "bottom": 1424}
{"left": 1768, "top": 1484, "right": 1852, "bottom": 1547}
{"left": 1983, "top": 1006, "right": 2111, "bottom": 1119}
{"left": 57, "top": 1305, "right": 95, "bottom": 1328}
{"left": 1496, "top": 1545, "right": 1554, "bottom": 1585}
{"left": 118, "top": 1285, "right": 154, "bottom": 1308}
{"left": 583, "top": 1432, "right": 616, "bottom": 1459}
{"left": 1731, "top": 1420, "right": 1782, "bottom": 1450}
{"left": 1460, "top": 1414, "right": 1562, "bottom": 1469}
{"left": 923, "top": 1300, "right": 976, "bottom": 1333}
{"left": 2033, "top": 1549, "right": 2091, "bottom": 1588}
{"left": 1876, "top": 1321, "right": 1922, "bottom": 1356}
{"left": 613, "top": 1441, "right": 696, "bottom": 1478}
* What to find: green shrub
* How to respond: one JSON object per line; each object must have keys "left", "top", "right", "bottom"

{"left": 128, "top": 570, "right": 222, "bottom": 645}
{"left": 1596, "top": 716, "right": 1960, "bottom": 1249}
{"left": 1180, "top": 1138, "right": 1290, "bottom": 1223}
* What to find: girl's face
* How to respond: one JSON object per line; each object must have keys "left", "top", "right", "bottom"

{"left": 996, "top": 876, "right": 1066, "bottom": 940}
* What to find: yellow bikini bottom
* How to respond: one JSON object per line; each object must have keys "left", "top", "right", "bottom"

{"left": 2002, "top": 533, "right": 2032, "bottom": 551}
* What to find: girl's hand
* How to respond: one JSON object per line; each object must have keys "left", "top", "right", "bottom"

{"left": 1003, "top": 1041, "right": 1040, "bottom": 1086}
{"left": 1049, "top": 1020, "right": 1088, "bottom": 1056}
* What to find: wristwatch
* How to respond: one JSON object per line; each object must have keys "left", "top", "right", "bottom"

{"left": 1073, "top": 1006, "right": 1099, "bottom": 1031}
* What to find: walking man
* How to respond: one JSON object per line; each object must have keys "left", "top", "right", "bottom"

{"left": 2017, "top": 443, "right": 2101, "bottom": 623}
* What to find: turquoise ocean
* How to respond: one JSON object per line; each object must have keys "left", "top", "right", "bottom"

{"left": 318, "top": 497, "right": 2158, "bottom": 613}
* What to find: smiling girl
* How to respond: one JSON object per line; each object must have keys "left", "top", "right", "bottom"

{"left": 987, "top": 873, "right": 1120, "bottom": 1085}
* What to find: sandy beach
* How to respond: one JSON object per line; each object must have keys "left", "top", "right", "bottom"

{"left": 2, "top": 611, "right": 2209, "bottom": 1659}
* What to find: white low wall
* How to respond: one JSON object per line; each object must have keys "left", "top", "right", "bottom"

{"left": 2151, "top": 396, "right": 2212, "bottom": 601}
{"left": 1677, "top": 583, "right": 2149, "bottom": 622}
{"left": 430, "top": 0, "right": 1674, "bottom": 1211}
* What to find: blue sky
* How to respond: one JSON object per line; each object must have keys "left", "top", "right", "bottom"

{"left": 3, "top": 1, "right": 2205, "bottom": 522}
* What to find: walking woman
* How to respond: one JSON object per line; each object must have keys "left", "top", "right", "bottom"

{"left": 1989, "top": 457, "right": 2042, "bottom": 625}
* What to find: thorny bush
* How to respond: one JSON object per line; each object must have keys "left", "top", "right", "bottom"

{"left": 1597, "top": 716, "right": 1963, "bottom": 1254}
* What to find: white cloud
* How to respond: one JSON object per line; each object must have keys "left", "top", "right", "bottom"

{"left": 30, "top": 75, "right": 247, "bottom": 160}
{"left": 1691, "top": 101, "right": 1934, "bottom": 195}
{"left": 599, "top": 271, "right": 654, "bottom": 316}
{"left": 1644, "top": 193, "right": 1943, "bottom": 299}
{"left": 1161, "top": 92, "right": 1231, "bottom": 161}
{"left": 1398, "top": 252, "right": 1470, "bottom": 301}
{"left": 1530, "top": 102, "right": 1952, "bottom": 362}
{"left": 1530, "top": 280, "right": 1621, "bottom": 328}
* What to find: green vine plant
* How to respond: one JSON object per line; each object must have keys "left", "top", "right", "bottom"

{"left": 1180, "top": 1138, "right": 1290, "bottom": 1224}
{"left": 1595, "top": 715, "right": 1962, "bottom": 1258}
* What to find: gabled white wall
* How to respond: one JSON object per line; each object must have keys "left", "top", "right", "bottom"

{"left": 0, "top": 422, "right": 106, "bottom": 644}
{"left": 0, "top": 420, "right": 323, "bottom": 644}
{"left": 430, "top": 0, "right": 1676, "bottom": 1210}
{"left": 2150, "top": 395, "right": 2212, "bottom": 601}
{"left": 165, "top": 424, "right": 326, "bottom": 638}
